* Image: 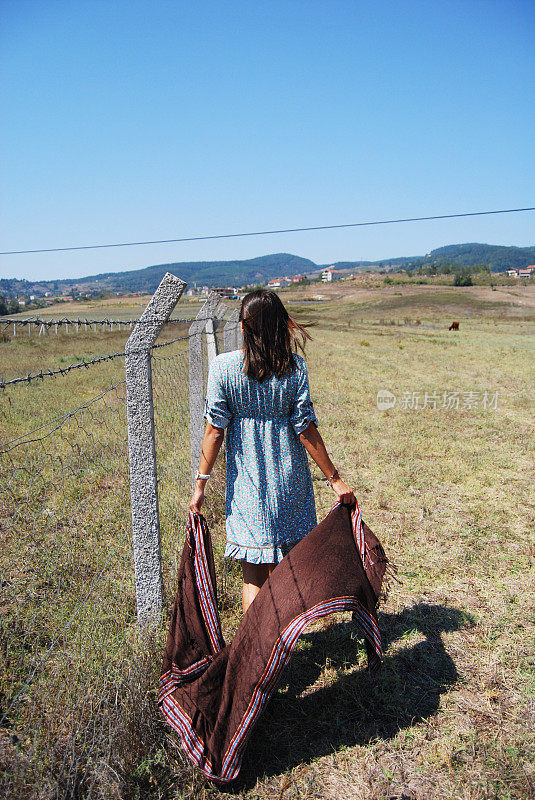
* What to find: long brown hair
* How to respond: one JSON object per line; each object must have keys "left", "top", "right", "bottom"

{"left": 239, "top": 290, "right": 311, "bottom": 381}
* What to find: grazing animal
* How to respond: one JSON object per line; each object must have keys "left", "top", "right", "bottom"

{"left": 449, "top": 321, "right": 459, "bottom": 331}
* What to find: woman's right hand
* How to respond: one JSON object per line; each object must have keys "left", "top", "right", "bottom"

{"left": 331, "top": 477, "right": 356, "bottom": 505}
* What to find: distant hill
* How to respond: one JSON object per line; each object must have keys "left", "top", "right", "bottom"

{"left": 0, "top": 254, "right": 316, "bottom": 299}
{"left": 416, "top": 243, "right": 535, "bottom": 271}
{"left": 64, "top": 253, "right": 317, "bottom": 293}
{"left": 1, "top": 244, "right": 534, "bottom": 300}
{"left": 324, "top": 243, "right": 535, "bottom": 273}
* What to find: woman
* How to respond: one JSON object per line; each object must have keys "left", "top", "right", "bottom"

{"left": 189, "top": 289, "right": 355, "bottom": 613}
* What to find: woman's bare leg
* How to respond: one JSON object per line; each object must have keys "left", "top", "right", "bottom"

{"left": 242, "top": 561, "right": 276, "bottom": 614}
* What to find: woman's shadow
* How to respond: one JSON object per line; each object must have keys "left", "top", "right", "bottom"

{"left": 234, "top": 602, "right": 469, "bottom": 788}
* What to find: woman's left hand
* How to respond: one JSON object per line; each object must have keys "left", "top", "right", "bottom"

{"left": 331, "top": 478, "right": 356, "bottom": 505}
{"left": 189, "top": 484, "right": 205, "bottom": 514}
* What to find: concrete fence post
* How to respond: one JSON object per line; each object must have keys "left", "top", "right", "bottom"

{"left": 206, "top": 301, "right": 228, "bottom": 368}
{"left": 188, "top": 293, "right": 223, "bottom": 482}
{"left": 205, "top": 318, "right": 217, "bottom": 366}
{"left": 125, "top": 271, "right": 186, "bottom": 624}
{"left": 223, "top": 308, "right": 241, "bottom": 352}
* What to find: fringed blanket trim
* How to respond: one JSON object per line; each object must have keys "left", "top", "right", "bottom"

{"left": 328, "top": 499, "right": 374, "bottom": 571}
{"left": 344, "top": 500, "right": 400, "bottom": 604}
{"left": 379, "top": 561, "right": 402, "bottom": 604}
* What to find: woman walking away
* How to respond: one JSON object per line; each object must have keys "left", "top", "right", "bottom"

{"left": 189, "top": 289, "right": 355, "bottom": 613}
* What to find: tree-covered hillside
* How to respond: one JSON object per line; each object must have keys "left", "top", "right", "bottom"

{"left": 72, "top": 253, "right": 317, "bottom": 293}
{"left": 325, "top": 243, "right": 535, "bottom": 273}
{"left": 2, "top": 244, "right": 534, "bottom": 300}
{"left": 418, "top": 243, "right": 535, "bottom": 271}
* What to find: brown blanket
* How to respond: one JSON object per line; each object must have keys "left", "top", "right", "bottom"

{"left": 158, "top": 501, "right": 391, "bottom": 782}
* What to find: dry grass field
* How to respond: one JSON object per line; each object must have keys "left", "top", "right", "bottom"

{"left": 1, "top": 281, "right": 534, "bottom": 799}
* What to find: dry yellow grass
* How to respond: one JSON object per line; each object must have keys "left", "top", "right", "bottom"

{"left": 1, "top": 283, "right": 534, "bottom": 799}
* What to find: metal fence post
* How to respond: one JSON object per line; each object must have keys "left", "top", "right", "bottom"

{"left": 189, "top": 293, "right": 223, "bottom": 482}
{"left": 125, "top": 272, "right": 186, "bottom": 623}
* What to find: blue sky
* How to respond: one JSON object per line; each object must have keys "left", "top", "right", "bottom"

{"left": 1, "top": 0, "right": 534, "bottom": 281}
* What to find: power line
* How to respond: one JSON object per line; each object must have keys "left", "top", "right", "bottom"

{"left": 1, "top": 206, "right": 534, "bottom": 256}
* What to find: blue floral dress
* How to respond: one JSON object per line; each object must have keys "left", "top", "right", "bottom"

{"left": 203, "top": 350, "right": 318, "bottom": 564}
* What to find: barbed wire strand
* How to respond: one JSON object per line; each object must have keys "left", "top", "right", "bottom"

{"left": 0, "top": 324, "right": 238, "bottom": 389}
{"left": 0, "top": 316, "right": 198, "bottom": 326}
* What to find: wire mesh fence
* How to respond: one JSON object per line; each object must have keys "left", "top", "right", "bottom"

{"left": 0, "top": 379, "right": 138, "bottom": 797}
{"left": 0, "top": 293, "right": 238, "bottom": 798}
{"left": 151, "top": 323, "right": 240, "bottom": 634}
{"left": 151, "top": 339, "right": 192, "bottom": 597}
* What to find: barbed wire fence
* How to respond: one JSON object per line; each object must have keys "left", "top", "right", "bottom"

{"left": 0, "top": 315, "right": 198, "bottom": 339}
{"left": 0, "top": 275, "right": 240, "bottom": 798}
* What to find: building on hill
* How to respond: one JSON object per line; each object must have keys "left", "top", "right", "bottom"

{"left": 321, "top": 268, "right": 344, "bottom": 282}
{"left": 267, "top": 277, "right": 291, "bottom": 289}
{"left": 291, "top": 275, "right": 306, "bottom": 283}
{"left": 214, "top": 287, "right": 238, "bottom": 298}
{"left": 507, "top": 265, "right": 534, "bottom": 278}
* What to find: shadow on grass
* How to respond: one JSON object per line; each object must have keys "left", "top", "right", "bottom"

{"left": 231, "top": 603, "right": 467, "bottom": 790}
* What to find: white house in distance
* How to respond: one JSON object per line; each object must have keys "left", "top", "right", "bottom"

{"left": 321, "top": 267, "right": 344, "bottom": 282}
{"left": 507, "top": 265, "right": 535, "bottom": 278}
{"left": 267, "top": 277, "right": 292, "bottom": 289}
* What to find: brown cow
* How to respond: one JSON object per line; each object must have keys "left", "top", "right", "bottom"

{"left": 449, "top": 321, "right": 459, "bottom": 331}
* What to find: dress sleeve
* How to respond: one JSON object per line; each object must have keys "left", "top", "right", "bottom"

{"left": 289, "top": 358, "right": 318, "bottom": 435}
{"left": 203, "top": 359, "right": 232, "bottom": 430}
